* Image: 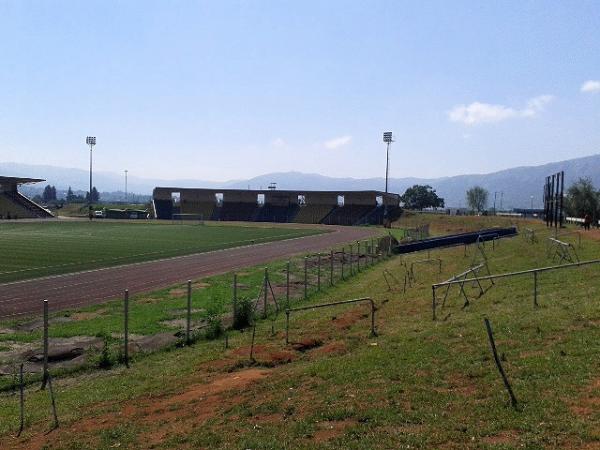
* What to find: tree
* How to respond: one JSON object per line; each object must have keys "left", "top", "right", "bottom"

{"left": 401, "top": 184, "right": 444, "bottom": 210}
{"left": 42, "top": 185, "right": 57, "bottom": 202}
{"left": 66, "top": 186, "right": 76, "bottom": 202}
{"left": 86, "top": 187, "right": 100, "bottom": 203}
{"left": 466, "top": 186, "right": 488, "bottom": 213}
{"left": 565, "top": 178, "right": 599, "bottom": 219}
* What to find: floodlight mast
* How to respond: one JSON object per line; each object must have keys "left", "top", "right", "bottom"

{"left": 383, "top": 132, "right": 393, "bottom": 194}
{"left": 86, "top": 136, "right": 96, "bottom": 219}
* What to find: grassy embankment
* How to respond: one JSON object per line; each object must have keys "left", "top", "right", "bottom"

{"left": 0, "top": 216, "right": 598, "bottom": 449}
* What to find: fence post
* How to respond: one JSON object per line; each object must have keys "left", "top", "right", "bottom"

{"left": 432, "top": 286, "right": 437, "bottom": 321}
{"left": 286, "top": 261, "right": 290, "bottom": 308}
{"left": 17, "top": 363, "right": 24, "bottom": 437}
{"left": 186, "top": 280, "right": 192, "bottom": 344}
{"left": 357, "top": 241, "right": 361, "bottom": 271}
{"left": 349, "top": 244, "right": 353, "bottom": 275}
{"left": 341, "top": 247, "right": 345, "bottom": 280}
{"left": 47, "top": 373, "right": 59, "bottom": 429}
{"left": 233, "top": 273, "right": 238, "bottom": 318}
{"left": 41, "top": 299, "right": 49, "bottom": 389}
{"left": 533, "top": 271, "right": 538, "bottom": 308}
{"left": 263, "top": 267, "right": 268, "bottom": 318}
{"left": 285, "top": 311, "right": 290, "bottom": 345}
{"left": 330, "top": 250, "right": 334, "bottom": 286}
{"left": 317, "top": 253, "right": 321, "bottom": 291}
{"left": 124, "top": 289, "right": 129, "bottom": 368}
{"left": 484, "top": 318, "right": 518, "bottom": 408}
{"left": 304, "top": 257, "right": 308, "bottom": 300}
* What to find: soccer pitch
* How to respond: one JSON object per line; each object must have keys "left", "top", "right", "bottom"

{"left": 0, "top": 221, "right": 323, "bottom": 283}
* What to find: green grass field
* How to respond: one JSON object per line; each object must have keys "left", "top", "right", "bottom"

{"left": 0, "top": 216, "right": 598, "bottom": 449}
{"left": 0, "top": 221, "right": 323, "bottom": 283}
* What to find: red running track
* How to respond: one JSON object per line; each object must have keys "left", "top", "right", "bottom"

{"left": 0, "top": 226, "right": 377, "bottom": 319}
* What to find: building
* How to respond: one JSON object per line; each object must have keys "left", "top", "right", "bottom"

{"left": 0, "top": 176, "right": 54, "bottom": 219}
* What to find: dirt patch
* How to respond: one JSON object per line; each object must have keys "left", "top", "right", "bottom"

{"left": 160, "top": 318, "right": 207, "bottom": 329}
{"left": 192, "top": 281, "right": 211, "bottom": 289}
{"left": 311, "top": 340, "right": 347, "bottom": 357}
{"left": 10, "top": 368, "right": 271, "bottom": 449}
{"left": 130, "top": 333, "right": 179, "bottom": 353}
{"left": 230, "top": 344, "right": 298, "bottom": 366}
{"left": 14, "top": 316, "right": 73, "bottom": 332}
{"left": 291, "top": 337, "right": 323, "bottom": 352}
{"left": 332, "top": 307, "right": 368, "bottom": 330}
{"left": 313, "top": 419, "right": 357, "bottom": 443}
{"left": 570, "top": 377, "right": 600, "bottom": 417}
{"left": 440, "top": 373, "right": 478, "bottom": 397}
{"left": 0, "top": 336, "right": 104, "bottom": 374}
{"left": 70, "top": 309, "right": 107, "bottom": 321}
{"left": 481, "top": 430, "right": 519, "bottom": 446}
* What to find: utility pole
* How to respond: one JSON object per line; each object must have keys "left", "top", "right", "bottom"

{"left": 86, "top": 136, "right": 96, "bottom": 219}
{"left": 124, "top": 170, "right": 128, "bottom": 202}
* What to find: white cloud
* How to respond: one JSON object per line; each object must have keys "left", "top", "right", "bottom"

{"left": 271, "top": 137, "right": 286, "bottom": 147}
{"left": 448, "top": 95, "right": 554, "bottom": 126}
{"left": 324, "top": 135, "right": 352, "bottom": 149}
{"left": 581, "top": 80, "right": 600, "bottom": 94}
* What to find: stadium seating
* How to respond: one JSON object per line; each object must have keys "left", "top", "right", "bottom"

{"left": 180, "top": 200, "right": 216, "bottom": 221}
{"left": 218, "top": 202, "right": 259, "bottom": 221}
{"left": 153, "top": 199, "right": 173, "bottom": 220}
{"left": 321, "top": 205, "right": 375, "bottom": 226}
{"left": 293, "top": 205, "right": 336, "bottom": 224}
{"left": 255, "top": 204, "right": 299, "bottom": 222}
{"left": 0, "top": 192, "right": 53, "bottom": 219}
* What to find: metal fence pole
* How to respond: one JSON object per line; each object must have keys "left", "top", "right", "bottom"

{"left": 341, "top": 248, "right": 345, "bottom": 280}
{"left": 357, "top": 241, "right": 361, "bottom": 271}
{"left": 286, "top": 261, "right": 290, "bottom": 308}
{"left": 17, "top": 363, "right": 24, "bottom": 437}
{"left": 233, "top": 273, "right": 238, "bottom": 317}
{"left": 317, "top": 253, "right": 321, "bottom": 291}
{"left": 533, "top": 271, "right": 538, "bottom": 308}
{"left": 186, "top": 280, "right": 192, "bottom": 344}
{"left": 330, "top": 250, "right": 334, "bottom": 286}
{"left": 124, "top": 289, "right": 129, "bottom": 368}
{"left": 484, "top": 318, "right": 518, "bottom": 408}
{"left": 349, "top": 244, "right": 353, "bottom": 275}
{"left": 41, "top": 299, "right": 49, "bottom": 389}
{"left": 263, "top": 267, "right": 268, "bottom": 318}
{"left": 304, "top": 257, "right": 308, "bottom": 300}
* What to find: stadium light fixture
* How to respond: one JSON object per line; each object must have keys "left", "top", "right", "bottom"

{"left": 86, "top": 136, "right": 96, "bottom": 219}
{"left": 383, "top": 132, "right": 393, "bottom": 193}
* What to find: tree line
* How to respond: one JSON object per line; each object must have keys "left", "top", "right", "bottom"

{"left": 401, "top": 178, "right": 600, "bottom": 219}
{"left": 35, "top": 185, "right": 100, "bottom": 205}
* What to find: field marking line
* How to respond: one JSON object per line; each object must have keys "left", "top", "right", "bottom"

{"left": 0, "top": 228, "right": 353, "bottom": 287}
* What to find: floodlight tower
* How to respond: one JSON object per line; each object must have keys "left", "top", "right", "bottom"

{"left": 124, "top": 169, "right": 128, "bottom": 201}
{"left": 383, "top": 132, "right": 394, "bottom": 193}
{"left": 86, "top": 136, "right": 96, "bottom": 219}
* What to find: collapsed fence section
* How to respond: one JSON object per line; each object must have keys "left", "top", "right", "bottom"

{"left": 285, "top": 297, "right": 377, "bottom": 344}
{"left": 432, "top": 258, "right": 600, "bottom": 320}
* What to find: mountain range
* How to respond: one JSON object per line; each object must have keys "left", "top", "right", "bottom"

{"left": 3, "top": 154, "right": 600, "bottom": 209}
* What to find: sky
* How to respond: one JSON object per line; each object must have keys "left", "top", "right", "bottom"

{"left": 1, "top": 0, "right": 599, "bottom": 182}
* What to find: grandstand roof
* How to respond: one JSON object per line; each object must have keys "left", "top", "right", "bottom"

{"left": 0, "top": 176, "right": 46, "bottom": 185}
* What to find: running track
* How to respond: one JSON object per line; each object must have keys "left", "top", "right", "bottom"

{"left": 0, "top": 226, "right": 377, "bottom": 319}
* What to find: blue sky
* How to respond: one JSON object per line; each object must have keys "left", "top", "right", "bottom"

{"left": 1, "top": 1, "right": 599, "bottom": 181}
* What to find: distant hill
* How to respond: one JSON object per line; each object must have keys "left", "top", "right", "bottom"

{"left": 3, "top": 153, "right": 600, "bottom": 208}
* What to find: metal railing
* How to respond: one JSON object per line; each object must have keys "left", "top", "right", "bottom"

{"left": 285, "top": 297, "right": 376, "bottom": 344}
{"left": 431, "top": 258, "right": 600, "bottom": 320}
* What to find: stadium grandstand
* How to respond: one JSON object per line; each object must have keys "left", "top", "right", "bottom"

{"left": 153, "top": 187, "right": 401, "bottom": 226}
{"left": 0, "top": 176, "right": 53, "bottom": 219}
